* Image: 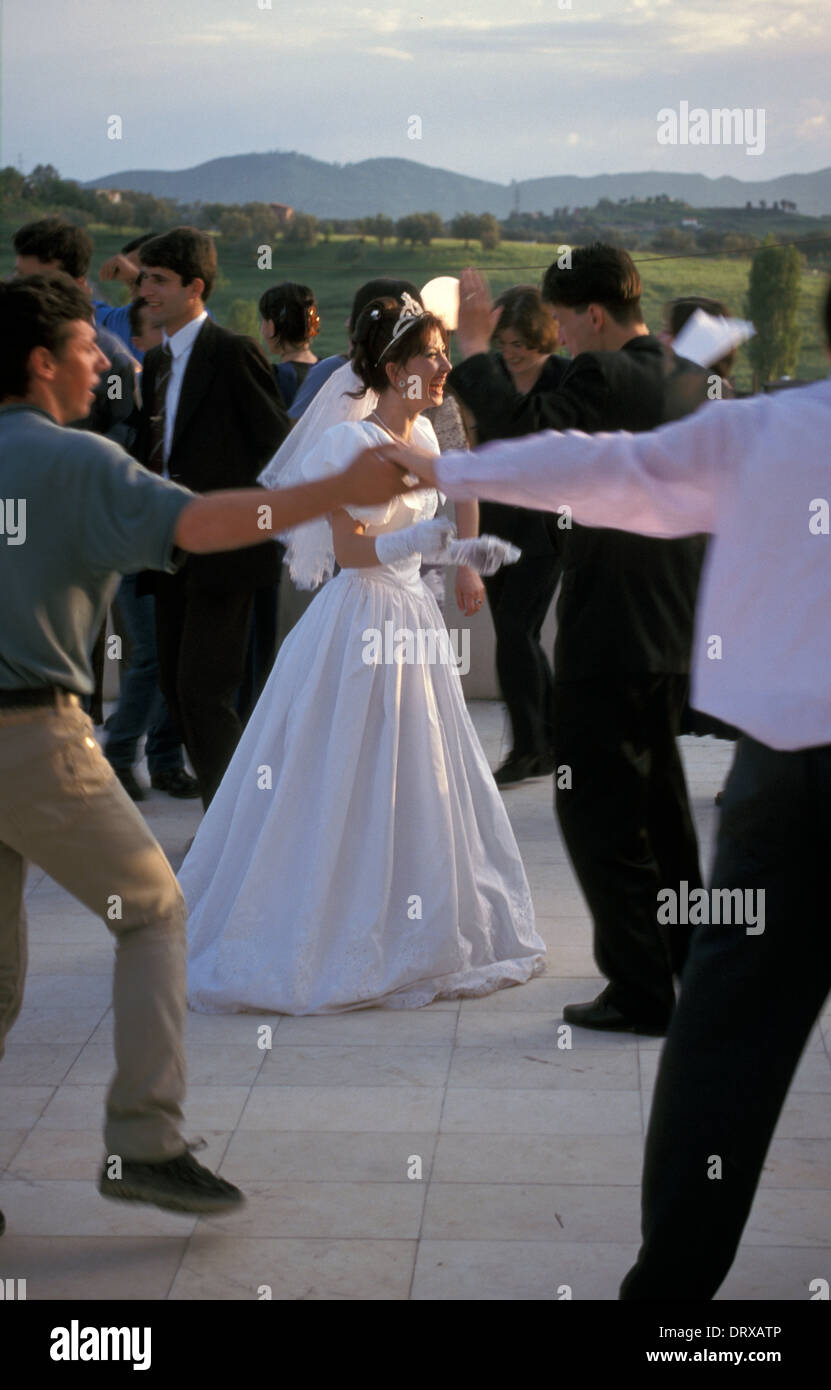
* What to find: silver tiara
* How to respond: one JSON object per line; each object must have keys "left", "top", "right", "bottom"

{"left": 375, "top": 293, "right": 427, "bottom": 363}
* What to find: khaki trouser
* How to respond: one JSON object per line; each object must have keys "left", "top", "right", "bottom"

{"left": 0, "top": 694, "right": 187, "bottom": 1162}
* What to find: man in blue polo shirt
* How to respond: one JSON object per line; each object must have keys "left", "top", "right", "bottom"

{"left": 0, "top": 274, "right": 409, "bottom": 1232}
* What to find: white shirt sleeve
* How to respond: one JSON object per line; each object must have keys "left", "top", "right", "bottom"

{"left": 435, "top": 396, "right": 758, "bottom": 539}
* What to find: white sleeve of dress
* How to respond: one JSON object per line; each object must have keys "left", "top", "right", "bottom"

{"left": 300, "top": 422, "right": 397, "bottom": 530}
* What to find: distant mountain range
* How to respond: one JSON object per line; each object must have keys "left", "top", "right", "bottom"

{"left": 84, "top": 150, "right": 831, "bottom": 218}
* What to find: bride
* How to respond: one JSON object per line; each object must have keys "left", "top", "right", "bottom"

{"left": 181, "top": 295, "right": 546, "bottom": 1014}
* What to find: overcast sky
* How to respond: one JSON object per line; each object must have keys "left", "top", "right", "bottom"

{"left": 2, "top": 0, "right": 829, "bottom": 187}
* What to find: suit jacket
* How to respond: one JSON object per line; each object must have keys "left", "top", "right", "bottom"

{"left": 449, "top": 336, "right": 711, "bottom": 681}
{"left": 134, "top": 318, "right": 289, "bottom": 592}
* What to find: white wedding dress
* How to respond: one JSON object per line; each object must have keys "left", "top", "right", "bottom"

{"left": 181, "top": 417, "right": 545, "bottom": 1014}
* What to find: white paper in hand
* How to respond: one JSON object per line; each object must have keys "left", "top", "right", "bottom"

{"left": 672, "top": 308, "right": 755, "bottom": 369}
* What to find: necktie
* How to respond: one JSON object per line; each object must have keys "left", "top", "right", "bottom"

{"left": 148, "top": 344, "right": 173, "bottom": 474}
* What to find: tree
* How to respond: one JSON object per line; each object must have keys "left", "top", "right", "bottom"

{"left": 396, "top": 213, "right": 431, "bottom": 247}
{"left": 217, "top": 210, "right": 253, "bottom": 241}
{"left": 745, "top": 237, "right": 802, "bottom": 384}
{"left": 225, "top": 299, "right": 260, "bottom": 337}
{"left": 368, "top": 213, "right": 394, "bottom": 248}
{"left": 283, "top": 213, "right": 319, "bottom": 247}
{"left": 451, "top": 211, "right": 480, "bottom": 248}
{"left": 478, "top": 213, "right": 501, "bottom": 251}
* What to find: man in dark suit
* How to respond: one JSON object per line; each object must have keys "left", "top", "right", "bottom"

{"left": 134, "top": 228, "right": 289, "bottom": 807}
{"left": 449, "top": 246, "right": 709, "bottom": 1035}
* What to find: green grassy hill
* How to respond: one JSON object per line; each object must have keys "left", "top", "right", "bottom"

{"left": 2, "top": 224, "right": 828, "bottom": 392}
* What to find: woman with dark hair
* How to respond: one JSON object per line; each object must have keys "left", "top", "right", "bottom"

{"left": 181, "top": 295, "right": 544, "bottom": 1014}
{"left": 469, "top": 285, "right": 566, "bottom": 786}
{"left": 258, "top": 281, "right": 320, "bottom": 408}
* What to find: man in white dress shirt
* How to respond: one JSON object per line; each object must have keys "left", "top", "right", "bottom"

{"left": 383, "top": 281, "right": 831, "bottom": 1300}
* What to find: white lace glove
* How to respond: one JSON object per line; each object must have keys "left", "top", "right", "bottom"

{"left": 447, "top": 535, "right": 522, "bottom": 576}
{"left": 375, "top": 517, "right": 456, "bottom": 565}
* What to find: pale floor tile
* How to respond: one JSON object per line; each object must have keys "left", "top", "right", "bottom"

{"left": 0, "top": 1044, "right": 84, "bottom": 1086}
{"left": 0, "top": 1236, "right": 188, "bottom": 1300}
{"left": 168, "top": 1234, "right": 416, "bottom": 1301}
{"left": 9, "top": 1006, "right": 108, "bottom": 1045}
{"left": 256, "top": 1044, "right": 453, "bottom": 1088}
{"left": 273, "top": 1011, "right": 458, "bottom": 1045}
{"left": 760, "top": 1140, "right": 831, "bottom": 1189}
{"left": 239, "top": 1085, "right": 444, "bottom": 1134}
{"left": 221, "top": 1131, "right": 436, "bottom": 1183}
{"left": 0, "top": 1178, "right": 198, "bottom": 1237}
{"left": 0, "top": 1086, "right": 55, "bottom": 1128}
{"left": 743, "top": 1188, "right": 831, "bottom": 1246}
{"left": 539, "top": 949, "right": 599, "bottom": 978}
{"left": 0, "top": 1129, "right": 27, "bottom": 1167}
{"left": 447, "top": 1045, "right": 639, "bottom": 1091}
{"left": 197, "top": 1181, "right": 425, "bottom": 1239}
{"left": 411, "top": 1239, "right": 638, "bottom": 1300}
{"left": 440, "top": 1088, "right": 642, "bottom": 1137}
{"left": 422, "top": 1182, "right": 641, "bottom": 1243}
{"left": 716, "top": 1245, "right": 831, "bottom": 1300}
{"left": 432, "top": 1132, "right": 644, "bottom": 1186}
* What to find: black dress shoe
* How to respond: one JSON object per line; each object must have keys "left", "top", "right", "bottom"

{"left": 151, "top": 769, "right": 201, "bottom": 799}
{"left": 493, "top": 752, "right": 552, "bottom": 787}
{"left": 0, "top": 1209, "right": 5, "bottom": 1237}
{"left": 112, "top": 765, "right": 146, "bottom": 802}
{"left": 562, "top": 990, "right": 669, "bottom": 1037}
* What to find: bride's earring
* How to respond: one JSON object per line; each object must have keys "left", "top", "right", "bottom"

{"left": 398, "top": 380, "right": 407, "bottom": 397}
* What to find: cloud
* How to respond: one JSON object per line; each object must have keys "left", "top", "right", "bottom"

{"left": 365, "top": 46, "right": 415, "bottom": 61}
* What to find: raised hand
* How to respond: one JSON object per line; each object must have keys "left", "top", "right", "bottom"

{"left": 456, "top": 267, "right": 503, "bottom": 360}
{"left": 342, "top": 447, "right": 415, "bottom": 505}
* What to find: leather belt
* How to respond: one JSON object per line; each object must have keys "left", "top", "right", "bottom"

{"left": 0, "top": 686, "right": 79, "bottom": 709}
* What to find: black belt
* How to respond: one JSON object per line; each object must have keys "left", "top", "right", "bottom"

{"left": 0, "top": 686, "right": 79, "bottom": 709}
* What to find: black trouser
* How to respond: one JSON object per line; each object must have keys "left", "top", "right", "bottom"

{"left": 481, "top": 503, "right": 560, "bottom": 759}
{"left": 552, "top": 675, "right": 702, "bottom": 1025}
{"left": 155, "top": 569, "right": 255, "bottom": 809}
{"left": 621, "top": 735, "right": 831, "bottom": 1300}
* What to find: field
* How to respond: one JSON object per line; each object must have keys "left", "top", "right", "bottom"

{"left": 2, "top": 226, "right": 828, "bottom": 391}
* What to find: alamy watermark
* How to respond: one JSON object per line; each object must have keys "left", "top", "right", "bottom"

{"left": 0, "top": 498, "right": 26, "bottom": 545}
{"left": 362, "top": 622, "right": 470, "bottom": 675}
{"left": 657, "top": 101, "right": 765, "bottom": 156}
{"left": 657, "top": 880, "right": 765, "bottom": 934}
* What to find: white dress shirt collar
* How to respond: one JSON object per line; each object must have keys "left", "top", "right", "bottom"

{"left": 163, "top": 310, "right": 208, "bottom": 359}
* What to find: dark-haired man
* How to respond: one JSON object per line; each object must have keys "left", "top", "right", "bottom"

{"left": 382, "top": 277, "right": 831, "bottom": 1301}
{"left": 0, "top": 273, "right": 408, "bottom": 1232}
{"left": 134, "top": 227, "right": 290, "bottom": 806}
{"left": 450, "top": 247, "right": 710, "bottom": 1036}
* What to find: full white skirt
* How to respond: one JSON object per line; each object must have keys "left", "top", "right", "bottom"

{"left": 181, "top": 560, "right": 545, "bottom": 1014}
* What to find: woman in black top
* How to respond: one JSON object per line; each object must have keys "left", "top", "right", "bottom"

{"left": 259, "top": 282, "right": 320, "bottom": 409}
{"left": 461, "top": 286, "right": 566, "bottom": 786}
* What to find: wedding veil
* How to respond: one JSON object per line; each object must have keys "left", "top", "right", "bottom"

{"left": 258, "top": 360, "right": 378, "bottom": 589}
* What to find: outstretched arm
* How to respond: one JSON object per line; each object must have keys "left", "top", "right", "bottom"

{"left": 175, "top": 450, "right": 409, "bottom": 553}
{"left": 379, "top": 399, "right": 757, "bottom": 540}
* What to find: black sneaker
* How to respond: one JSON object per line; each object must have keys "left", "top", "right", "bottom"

{"left": 151, "top": 768, "right": 201, "bottom": 799}
{"left": 112, "top": 765, "right": 146, "bottom": 802}
{"left": 98, "top": 1148, "right": 245, "bottom": 1215}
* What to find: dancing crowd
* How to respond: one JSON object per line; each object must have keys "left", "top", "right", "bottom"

{"left": 1, "top": 212, "right": 830, "bottom": 1302}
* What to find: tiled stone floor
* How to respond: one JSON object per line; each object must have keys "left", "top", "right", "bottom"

{"left": 1, "top": 702, "right": 829, "bottom": 1300}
